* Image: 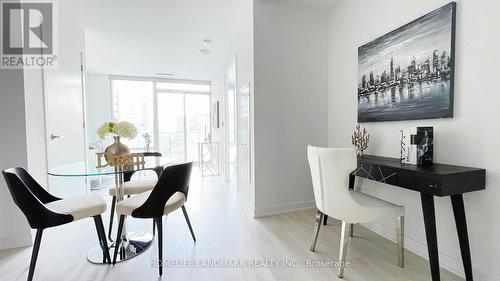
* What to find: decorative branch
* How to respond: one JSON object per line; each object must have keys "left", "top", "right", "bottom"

{"left": 351, "top": 124, "right": 370, "bottom": 156}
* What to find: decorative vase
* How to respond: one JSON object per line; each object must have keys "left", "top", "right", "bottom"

{"left": 104, "top": 136, "right": 130, "bottom": 165}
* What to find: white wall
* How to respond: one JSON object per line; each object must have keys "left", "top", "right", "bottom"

{"left": 232, "top": 0, "right": 255, "bottom": 209}
{"left": 0, "top": 69, "right": 33, "bottom": 250}
{"left": 85, "top": 73, "right": 111, "bottom": 144}
{"left": 210, "top": 75, "right": 226, "bottom": 177}
{"left": 253, "top": 0, "right": 329, "bottom": 216}
{"left": 24, "top": 68, "right": 48, "bottom": 187}
{"left": 210, "top": 0, "right": 255, "bottom": 209}
{"left": 328, "top": 0, "right": 500, "bottom": 279}
{"left": 84, "top": 72, "right": 111, "bottom": 177}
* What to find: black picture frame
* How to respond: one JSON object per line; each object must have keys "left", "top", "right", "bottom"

{"left": 357, "top": 2, "right": 456, "bottom": 123}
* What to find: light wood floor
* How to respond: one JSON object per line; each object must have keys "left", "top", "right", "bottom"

{"left": 0, "top": 172, "right": 464, "bottom": 281}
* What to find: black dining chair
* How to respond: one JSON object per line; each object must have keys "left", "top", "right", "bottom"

{"left": 112, "top": 162, "right": 196, "bottom": 276}
{"left": 107, "top": 152, "right": 163, "bottom": 241}
{"left": 2, "top": 168, "right": 111, "bottom": 281}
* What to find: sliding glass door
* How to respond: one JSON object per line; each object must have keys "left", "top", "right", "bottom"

{"left": 111, "top": 78, "right": 210, "bottom": 163}
{"left": 157, "top": 93, "right": 185, "bottom": 162}
{"left": 185, "top": 94, "right": 211, "bottom": 162}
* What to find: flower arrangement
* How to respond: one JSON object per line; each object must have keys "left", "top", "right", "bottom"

{"left": 97, "top": 121, "right": 138, "bottom": 140}
{"left": 143, "top": 132, "right": 152, "bottom": 151}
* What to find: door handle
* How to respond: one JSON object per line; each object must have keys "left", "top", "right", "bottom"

{"left": 50, "top": 133, "right": 62, "bottom": 140}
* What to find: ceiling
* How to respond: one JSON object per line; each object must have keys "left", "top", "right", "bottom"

{"left": 78, "top": 0, "right": 341, "bottom": 81}
{"left": 82, "top": 0, "right": 246, "bottom": 81}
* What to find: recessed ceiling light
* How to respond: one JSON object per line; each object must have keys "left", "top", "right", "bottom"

{"left": 202, "top": 39, "right": 212, "bottom": 47}
{"left": 155, "top": 72, "right": 175, "bottom": 76}
{"left": 200, "top": 49, "right": 210, "bottom": 55}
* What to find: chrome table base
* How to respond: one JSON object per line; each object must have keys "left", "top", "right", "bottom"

{"left": 88, "top": 165, "right": 154, "bottom": 264}
{"left": 87, "top": 231, "right": 153, "bottom": 264}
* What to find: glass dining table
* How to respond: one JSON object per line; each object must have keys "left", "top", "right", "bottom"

{"left": 48, "top": 154, "right": 170, "bottom": 264}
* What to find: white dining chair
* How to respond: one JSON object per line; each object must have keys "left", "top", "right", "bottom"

{"left": 307, "top": 145, "right": 404, "bottom": 278}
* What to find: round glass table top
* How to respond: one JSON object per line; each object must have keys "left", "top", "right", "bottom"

{"left": 48, "top": 156, "right": 171, "bottom": 177}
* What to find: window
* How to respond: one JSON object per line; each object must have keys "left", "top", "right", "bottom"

{"left": 111, "top": 77, "right": 211, "bottom": 163}
{"left": 111, "top": 79, "right": 154, "bottom": 150}
{"left": 156, "top": 82, "right": 210, "bottom": 93}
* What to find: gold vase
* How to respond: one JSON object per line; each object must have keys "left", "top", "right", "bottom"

{"left": 104, "top": 136, "right": 130, "bottom": 166}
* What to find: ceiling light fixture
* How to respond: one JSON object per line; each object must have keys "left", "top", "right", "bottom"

{"left": 202, "top": 39, "right": 212, "bottom": 47}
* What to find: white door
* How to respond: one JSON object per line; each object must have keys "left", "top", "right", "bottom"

{"left": 238, "top": 84, "right": 251, "bottom": 187}
{"left": 226, "top": 74, "right": 237, "bottom": 188}
{"left": 45, "top": 44, "right": 87, "bottom": 197}
{"left": 225, "top": 58, "right": 238, "bottom": 188}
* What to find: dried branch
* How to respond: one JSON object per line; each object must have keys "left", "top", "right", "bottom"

{"left": 351, "top": 124, "right": 370, "bottom": 156}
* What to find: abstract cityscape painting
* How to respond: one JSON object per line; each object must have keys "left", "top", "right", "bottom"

{"left": 358, "top": 2, "right": 456, "bottom": 122}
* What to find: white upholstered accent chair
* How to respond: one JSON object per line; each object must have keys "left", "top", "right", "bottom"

{"left": 307, "top": 146, "right": 404, "bottom": 278}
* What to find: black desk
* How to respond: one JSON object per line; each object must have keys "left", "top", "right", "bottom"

{"left": 326, "top": 155, "right": 486, "bottom": 281}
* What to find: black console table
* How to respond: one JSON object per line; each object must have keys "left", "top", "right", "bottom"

{"left": 326, "top": 155, "right": 486, "bottom": 281}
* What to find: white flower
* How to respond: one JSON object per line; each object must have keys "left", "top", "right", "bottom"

{"left": 97, "top": 122, "right": 112, "bottom": 139}
{"left": 97, "top": 121, "right": 137, "bottom": 140}
{"left": 115, "top": 121, "right": 138, "bottom": 139}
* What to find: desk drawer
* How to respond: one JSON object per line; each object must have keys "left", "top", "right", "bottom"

{"left": 397, "top": 171, "right": 442, "bottom": 195}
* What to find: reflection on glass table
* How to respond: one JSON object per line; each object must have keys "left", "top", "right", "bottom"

{"left": 47, "top": 154, "right": 172, "bottom": 264}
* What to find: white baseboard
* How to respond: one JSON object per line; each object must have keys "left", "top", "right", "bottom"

{"left": 363, "top": 221, "right": 466, "bottom": 278}
{"left": 253, "top": 200, "right": 315, "bottom": 218}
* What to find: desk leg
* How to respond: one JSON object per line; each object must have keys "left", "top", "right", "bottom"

{"left": 451, "top": 194, "right": 474, "bottom": 281}
{"left": 349, "top": 174, "right": 355, "bottom": 190}
{"left": 421, "top": 193, "right": 440, "bottom": 281}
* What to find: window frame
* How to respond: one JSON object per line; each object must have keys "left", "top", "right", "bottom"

{"left": 109, "top": 75, "right": 211, "bottom": 162}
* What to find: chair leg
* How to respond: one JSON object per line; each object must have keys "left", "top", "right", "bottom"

{"left": 156, "top": 217, "right": 163, "bottom": 276}
{"left": 181, "top": 206, "right": 196, "bottom": 242}
{"left": 350, "top": 224, "right": 354, "bottom": 238}
{"left": 93, "top": 215, "right": 111, "bottom": 264}
{"left": 27, "top": 229, "right": 43, "bottom": 281}
{"left": 112, "top": 215, "right": 125, "bottom": 265}
{"left": 152, "top": 219, "right": 156, "bottom": 237}
{"left": 310, "top": 209, "right": 323, "bottom": 251}
{"left": 338, "top": 221, "right": 352, "bottom": 278}
{"left": 396, "top": 216, "right": 405, "bottom": 268}
{"left": 108, "top": 196, "right": 116, "bottom": 242}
